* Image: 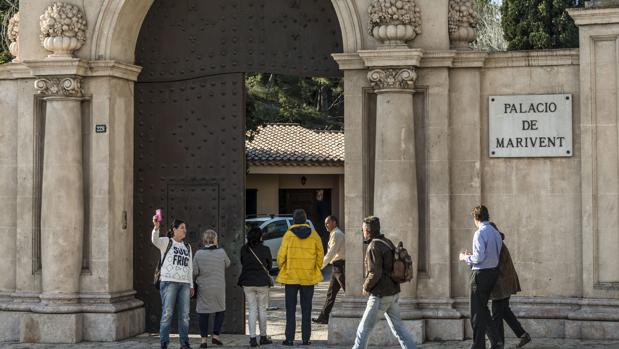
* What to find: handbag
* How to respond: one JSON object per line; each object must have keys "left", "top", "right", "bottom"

{"left": 248, "top": 246, "right": 275, "bottom": 287}
{"left": 153, "top": 239, "right": 174, "bottom": 290}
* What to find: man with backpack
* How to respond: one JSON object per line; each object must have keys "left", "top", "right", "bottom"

{"left": 352, "top": 216, "right": 417, "bottom": 349}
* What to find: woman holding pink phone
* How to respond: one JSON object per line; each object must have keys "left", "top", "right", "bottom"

{"left": 152, "top": 210, "right": 195, "bottom": 349}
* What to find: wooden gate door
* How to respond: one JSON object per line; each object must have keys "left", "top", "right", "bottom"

{"left": 134, "top": 0, "right": 342, "bottom": 333}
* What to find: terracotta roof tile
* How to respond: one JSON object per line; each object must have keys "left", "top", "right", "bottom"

{"left": 246, "top": 124, "right": 344, "bottom": 166}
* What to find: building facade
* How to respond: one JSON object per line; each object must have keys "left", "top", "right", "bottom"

{"left": 1, "top": 0, "right": 619, "bottom": 344}
{"left": 246, "top": 124, "right": 344, "bottom": 229}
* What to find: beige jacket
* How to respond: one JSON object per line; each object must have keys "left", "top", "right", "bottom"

{"left": 322, "top": 227, "right": 345, "bottom": 268}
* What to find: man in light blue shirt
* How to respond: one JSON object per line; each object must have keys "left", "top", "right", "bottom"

{"left": 459, "top": 205, "right": 503, "bottom": 349}
{"left": 464, "top": 221, "right": 502, "bottom": 270}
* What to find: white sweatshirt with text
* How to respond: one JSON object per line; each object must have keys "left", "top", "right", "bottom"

{"left": 152, "top": 229, "right": 193, "bottom": 287}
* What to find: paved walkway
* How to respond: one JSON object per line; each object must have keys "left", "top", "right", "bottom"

{"left": 3, "top": 279, "right": 619, "bottom": 348}
{"left": 3, "top": 333, "right": 619, "bottom": 349}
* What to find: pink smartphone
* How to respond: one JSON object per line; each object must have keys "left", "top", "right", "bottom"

{"left": 155, "top": 209, "right": 163, "bottom": 223}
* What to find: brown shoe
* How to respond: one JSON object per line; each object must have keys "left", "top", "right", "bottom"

{"left": 517, "top": 333, "right": 531, "bottom": 348}
{"left": 212, "top": 337, "right": 223, "bottom": 346}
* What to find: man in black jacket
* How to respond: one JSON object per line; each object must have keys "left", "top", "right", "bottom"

{"left": 351, "top": 216, "right": 417, "bottom": 349}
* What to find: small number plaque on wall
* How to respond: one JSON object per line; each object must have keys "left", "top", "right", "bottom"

{"left": 489, "top": 94, "right": 573, "bottom": 158}
{"left": 95, "top": 124, "right": 107, "bottom": 133}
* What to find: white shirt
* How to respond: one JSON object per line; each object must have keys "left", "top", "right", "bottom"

{"left": 152, "top": 229, "right": 193, "bottom": 287}
{"left": 322, "top": 227, "right": 345, "bottom": 269}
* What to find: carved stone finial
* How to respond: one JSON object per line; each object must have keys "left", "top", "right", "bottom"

{"left": 35, "top": 77, "right": 83, "bottom": 97}
{"left": 368, "top": 0, "right": 422, "bottom": 46}
{"left": 7, "top": 12, "right": 19, "bottom": 60}
{"left": 39, "top": 2, "right": 88, "bottom": 59}
{"left": 367, "top": 68, "right": 417, "bottom": 91}
{"left": 448, "top": 0, "right": 480, "bottom": 49}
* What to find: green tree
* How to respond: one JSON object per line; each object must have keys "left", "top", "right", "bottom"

{"left": 245, "top": 73, "right": 344, "bottom": 135}
{"left": 500, "top": 0, "right": 584, "bottom": 50}
{"left": 0, "top": 0, "right": 18, "bottom": 64}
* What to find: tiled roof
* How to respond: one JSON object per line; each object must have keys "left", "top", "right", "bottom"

{"left": 246, "top": 124, "right": 344, "bottom": 166}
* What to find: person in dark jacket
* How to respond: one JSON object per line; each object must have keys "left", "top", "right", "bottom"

{"left": 238, "top": 227, "right": 273, "bottom": 347}
{"left": 488, "top": 222, "right": 531, "bottom": 348}
{"left": 352, "top": 216, "right": 417, "bottom": 349}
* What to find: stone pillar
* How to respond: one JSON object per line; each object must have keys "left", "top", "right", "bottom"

{"left": 35, "top": 77, "right": 85, "bottom": 307}
{"left": 324, "top": 49, "right": 427, "bottom": 345}
{"left": 17, "top": 76, "right": 86, "bottom": 343}
{"left": 367, "top": 67, "right": 420, "bottom": 298}
{"left": 570, "top": 6, "right": 619, "bottom": 301}
{"left": 565, "top": 7, "right": 619, "bottom": 339}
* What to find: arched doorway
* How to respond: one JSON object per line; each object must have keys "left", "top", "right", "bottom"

{"left": 132, "top": 0, "right": 344, "bottom": 333}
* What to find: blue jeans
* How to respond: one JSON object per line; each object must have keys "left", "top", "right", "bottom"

{"left": 285, "top": 284, "right": 314, "bottom": 343}
{"left": 352, "top": 293, "right": 417, "bottom": 349}
{"left": 159, "top": 281, "right": 191, "bottom": 347}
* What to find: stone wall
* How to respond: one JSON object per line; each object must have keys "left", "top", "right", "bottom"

{"left": 450, "top": 50, "right": 582, "bottom": 299}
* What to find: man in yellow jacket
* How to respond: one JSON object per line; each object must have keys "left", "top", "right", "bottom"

{"left": 276, "top": 209, "right": 324, "bottom": 346}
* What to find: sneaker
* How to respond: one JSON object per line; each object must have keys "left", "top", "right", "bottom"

{"left": 517, "top": 333, "right": 531, "bottom": 348}
{"left": 302, "top": 341, "right": 311, "bottom": 346}
{"left": 200, "top": 344, "right": 208, "bottom": 349}
{"left": 181, "top": 343, "right": 193, "bottom": 349}
{"left": 212, "top": 337, "right": 223, "bottom": 346}
{"left": 249, "top": 337, "right": 258, "bottom": 347}
{"left": 311, "top": 317, "right": 328, "bottom": 324}
{"left": 161, "top": 344, "right": 168, "bottom": 349}
{"left": 282, "top": 340, "right": 294, "bottom": 346}
{"left": 260, "top": 336, "right": 273, "bottom": 345}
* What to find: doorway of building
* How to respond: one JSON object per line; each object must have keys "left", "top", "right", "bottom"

{"left": 279, "top": 189, "right": 332, "bottom": 249}
{"left": 133, "top": 0, "right": 343, "bottom": 334}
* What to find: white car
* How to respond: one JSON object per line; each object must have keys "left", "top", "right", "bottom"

{"left": 245, "top": 215, "right": 316, "bottom": 270}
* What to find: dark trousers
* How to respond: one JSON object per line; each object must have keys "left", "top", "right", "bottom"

{"left": 285, "top": 284, "right": 314, "bottom": 343}
{"left": 318, "top": 260, "right": 346, "bottom": 321}
{"left": 470, "top": 268, "right": 501, "bottom": 349}
{"left": 199, "top": 311, "right": 225, "bottom": 337}
{"left": 491, "top": 296, "right": 526, "bottom": 344}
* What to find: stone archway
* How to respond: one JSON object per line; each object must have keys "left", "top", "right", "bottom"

{"left": 90, "top": 0, "right": 364, "bottom": 63}
{"left": 125, "top": 0, "right": 355, "bottom": 334}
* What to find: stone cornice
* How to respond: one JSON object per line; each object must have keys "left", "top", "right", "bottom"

{"left": 0, "top": 59, "right": 142, "bottom": 81}
{"left": 24, "top": 59, "right": 90, "bottom": 77}
{"left": 419, "top": 51, "right": 456, "bottom": 68}
{"left": 330, "top": 49, "right": 580, "bottom": 71}
{"left": 484, "top": 49, "right": 579, "bottom": 68}
{"left": 0, "top": 62, "right": 32, "bottom": 79}
{"left": 569, "top": 7, "right": 619, "bottom": 26}
{"left": 452, "top": 51, "right": 488, "bottom": 68}
{"left": 88, "top": 61, "right": 143, "bottom": 81}
{"left": 332, "top": 53, "right": 366, "bottom": 70}
{"left": 358, "top": 48, "right": 424, "bottom": 68}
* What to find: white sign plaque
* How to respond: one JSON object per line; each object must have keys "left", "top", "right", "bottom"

{"left": 489, "top": 94, "right": 573, "bottom": 158}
